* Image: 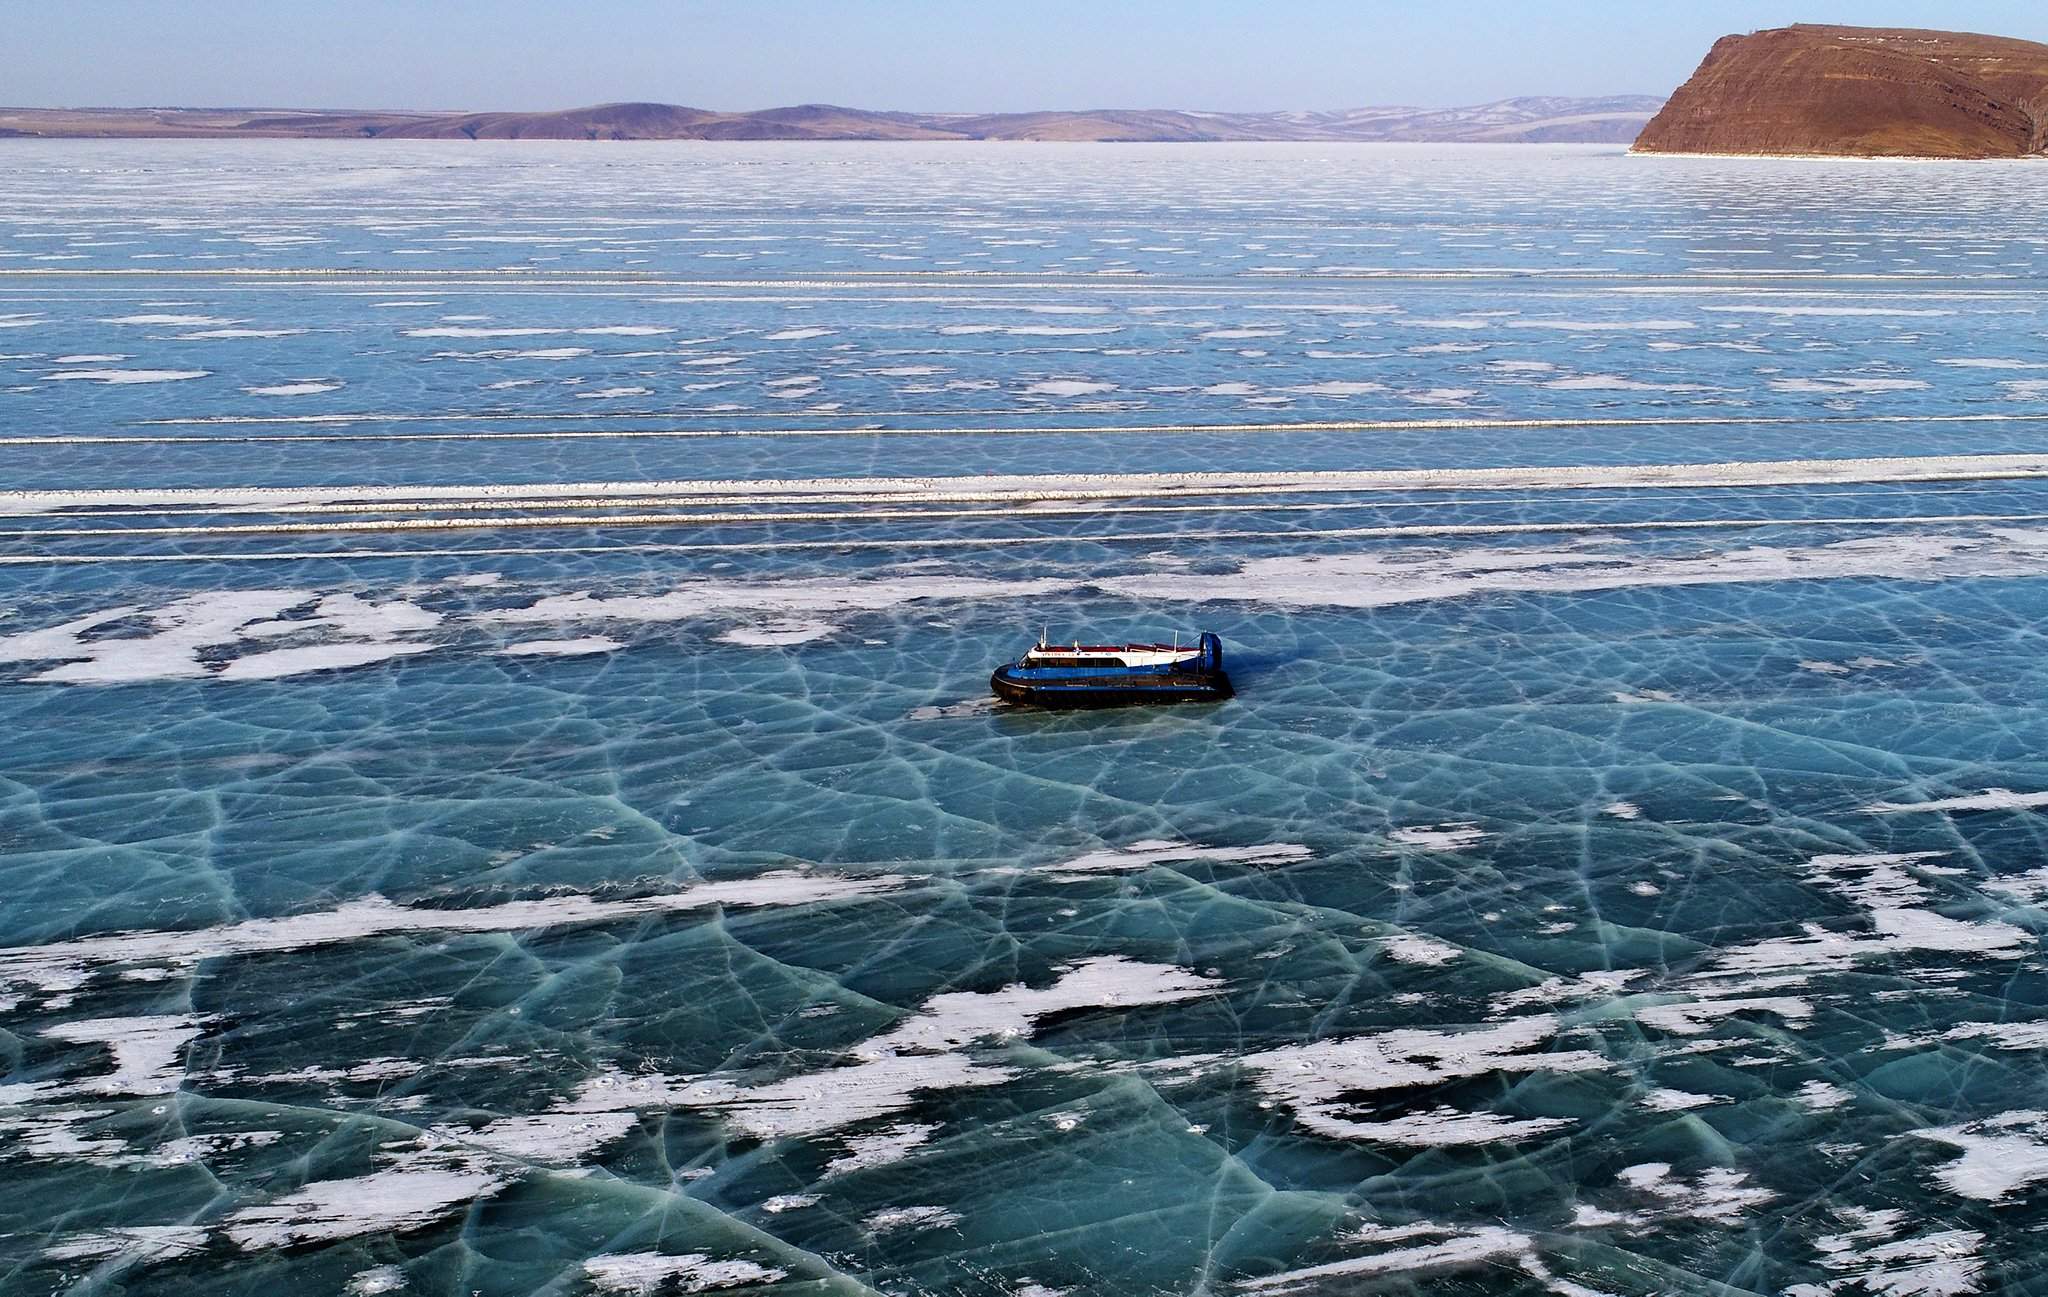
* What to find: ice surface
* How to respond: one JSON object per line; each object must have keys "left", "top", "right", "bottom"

{"left": 8, "top": 141, "right": 2048, "bottom": 1296}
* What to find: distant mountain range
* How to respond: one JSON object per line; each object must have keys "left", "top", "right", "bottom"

{"left": 0, "top": 97, "right": 1665, "bottom": 144}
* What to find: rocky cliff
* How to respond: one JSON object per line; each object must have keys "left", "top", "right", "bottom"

{"left": 1634, "top": 24, "right": 2048, "bottom": 158}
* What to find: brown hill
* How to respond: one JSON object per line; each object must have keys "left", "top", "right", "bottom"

{"left": 373, "top": 102, "right": 725, "bottom": 140}
{"left": 0, "top": 97, "right": 1666, "bottom": 144}
{"left": 1634, "top": 24, "right": 2048, "bottom": 158}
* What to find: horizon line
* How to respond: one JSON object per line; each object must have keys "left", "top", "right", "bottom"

{"left": 3, "top": 92, "right": 1671, "bottom": 117}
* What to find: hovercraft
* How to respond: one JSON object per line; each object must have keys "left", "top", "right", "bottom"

{"left": 990, "top": 632, "right": 1232, "bottom": 708}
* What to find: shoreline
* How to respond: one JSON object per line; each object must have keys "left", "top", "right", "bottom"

{"left": 1630, "top": 146, "right": 2047, "bottom": 163}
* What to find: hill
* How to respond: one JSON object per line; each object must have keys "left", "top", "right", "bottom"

{"left": 1633, "top": 24, "right": 2048, "bottom": 158}
{"left": 0, "top": 97, "right": 1665, "bottom": 144}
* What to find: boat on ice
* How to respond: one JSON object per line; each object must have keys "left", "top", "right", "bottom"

{"left": 990, "top": 632, "right": 1232, "bottom": 708}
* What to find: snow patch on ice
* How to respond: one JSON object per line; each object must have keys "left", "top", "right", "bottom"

{"left": 1239, "top": 1223, "right": 1540, "bottom": 1292}
{"left": 715, "top": 619, "right": 837, "bottom": 646}
{"left": 583, "top": 1253, "right": 786, "bottom": 1294}
{"left": 42, "top": 1015, "right": 207, "bottom": 1096}
{"left": 1867, "top": 789, "right": 2048, "bottom": 814}
{"left": 498, "top": 636, "right": 622, "bottom": 657}
{"left": 563, "top": 957, "right": 1218, "bottom": 1142}
{"left": 477, "top": 575, "right": 1072, "bottom": 626}
{"left": 1636, "top": 996, "right": 1812, "bottom": 1036}
{"left": 222, "top": 1142, "right": 501, "bottom": 1248}
{"left": 1911, "top": 1111, "right": 2048, "bottom": 1202}
{"left": 1241, "top": 1016, "right": 1604, "bottom": 1144}
{"left": 47, "top": 368, "right": 208, "bottom": 384}
{"left": 42, "top": 1225, "right": 209, "bottom": 1265}
{"left": 1023, "top": 379, "right": 1117, "bottom": 396}
{"left": 826, "top": 1122, "right": 937, "bottom": 1176}
{"left": 244, "top": 380, "right": 342, "bottom": 396}
{"left": 866, "top": 1205, "right": 961, "bottom": 1233}
{"left": 1389, "top": 824, "right": 1488, "bottom": 851}
{"left": 1382, "top": 934, "right": 1461, "bottom": 966}
{"left": 0, "top": 872, "right": 905, "bottom": 998}
{"left": 100, "top": 314, "right": 234, "bottom": 326}
{"left": 1047, "top": 840, "right": 1311, "bottom": 876}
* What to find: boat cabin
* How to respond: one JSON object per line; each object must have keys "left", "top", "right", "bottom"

{"left": 1021, "top": 642, "right": 1201, "bottom": 670}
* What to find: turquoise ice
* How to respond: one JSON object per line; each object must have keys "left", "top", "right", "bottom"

{"left": 2, "top": 141, "right": 2048, "bottom": 1294}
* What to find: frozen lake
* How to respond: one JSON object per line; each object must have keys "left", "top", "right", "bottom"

{"left": 4, "top": 141, "right": 2048, "bottom": 1294}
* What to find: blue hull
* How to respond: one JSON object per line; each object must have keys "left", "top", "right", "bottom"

{"left": 989, "top": 665, "right": 1233, "bottom": 708}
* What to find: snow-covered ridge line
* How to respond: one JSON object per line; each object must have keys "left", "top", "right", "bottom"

{"left": 15, "top": 453, "right": 2048, "bottom": 515}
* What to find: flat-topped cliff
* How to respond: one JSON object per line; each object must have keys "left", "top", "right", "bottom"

{"left": 1634, "top": 24, "right": 2048, "bottom": 158}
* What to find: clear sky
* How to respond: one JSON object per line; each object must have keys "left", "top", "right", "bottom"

{"left": 10, "top": 1, "right": 2048, "bottom": 112}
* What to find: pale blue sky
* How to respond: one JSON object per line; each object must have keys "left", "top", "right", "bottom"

{"left": 10, "top": 1, "right": 2048, "bottom": 112}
